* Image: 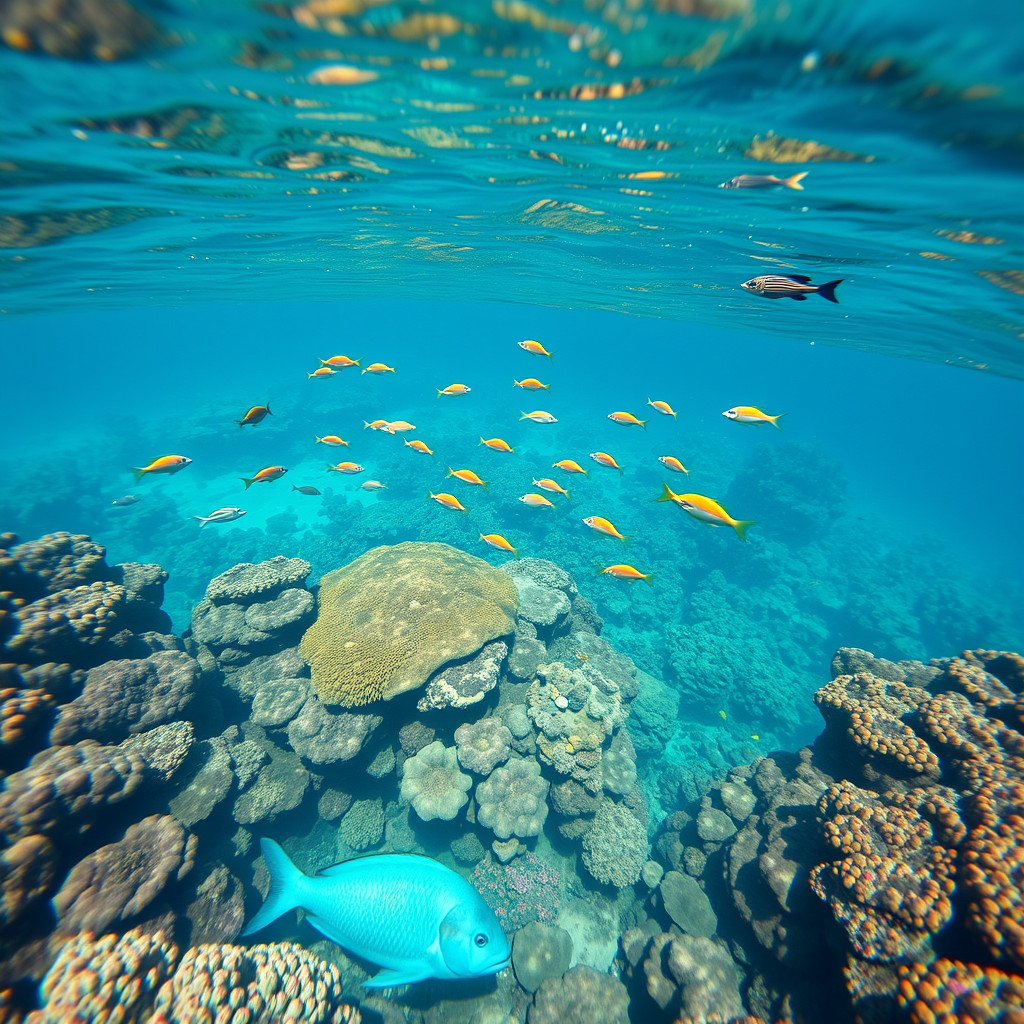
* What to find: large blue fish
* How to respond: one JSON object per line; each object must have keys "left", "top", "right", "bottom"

{"left": 241, "top": 839, "right": 511, "bottom": 989}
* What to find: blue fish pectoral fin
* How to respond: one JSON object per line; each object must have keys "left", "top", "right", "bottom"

{"left": 304, "top": 913, "right": 352, "bottom": 948}
{"left": 363, "top": 966, "right": 434, "bottom": 990}
{"left": 240, "top": 838, "right": 302, "bottom": 936}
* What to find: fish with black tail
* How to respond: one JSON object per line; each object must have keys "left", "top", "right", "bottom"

{"left": 741, "top": 274, "right": 842, "bottom": 303}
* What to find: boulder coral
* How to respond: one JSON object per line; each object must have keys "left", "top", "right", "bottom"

{"left": 580, "top": 800, "right": 649, "bottom": 888}
{"left": 475, "top": 756, "right": 550, "bottom": 840}
{"left": 399, "top": 739, "right": 472, "bottom": 821}
{"left": 455, "top": 717, "right": 513, "bottom": 775}
{"left": 300, "top": 542, "right": 517, "bottom": 706}
{"left": 527, "top": 964, "right": 629, "bottom": 1024}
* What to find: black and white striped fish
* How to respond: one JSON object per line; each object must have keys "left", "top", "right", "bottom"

{"left": 741, "top": 275, "right": 842, "bottom": 303}
{"left": 192, "top": 507, "right": 247, "bottom": 528}
{"left": 720, "top": 172, "right": 807, "bottom": 191}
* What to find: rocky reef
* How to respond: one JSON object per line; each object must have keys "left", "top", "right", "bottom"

{"left": 1, "top": 528, "right": 1021, "bottom": 1024}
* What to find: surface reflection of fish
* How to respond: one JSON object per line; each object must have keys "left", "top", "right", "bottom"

{"left": 131, "top": 455, "right": 192, "bottom": 481}
{"left": 192, "top": 507, "right": 246, "bottom": 528}
{"left": 292, "top": 485, "right": 322, "bottom": 495}
{"left": 111, "top": 495, "right": 141, "bottom": 506}
{"left": 237, "top": 403, "right": 272, "bottom": 427}
{"left": 719, "top": 172, "right": 807, "bottom": 190}
{"left": 741, "top": 274, "right": 842, "bottom": 303}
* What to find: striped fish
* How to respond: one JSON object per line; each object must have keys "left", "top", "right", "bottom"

{"left": 741, "top": 274, "right": 842, "bottom": 303}
{"left": 720, "top": 172, "right": 807, "bottom": 191}
{"left": 192, "top": 507, "right": 247, "bottom": 528}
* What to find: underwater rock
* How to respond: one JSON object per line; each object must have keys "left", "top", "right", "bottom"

{"left": 168, "top": 736, "right": 234, "bottom": 828}
{"left": 580, "top": 800, "right": 648, "bottom": 888}
{"left": 249, "top": 676, "right": 311, "bottom": 729}
{"left": 179, "top": 863, "right": 246, "bottom": 948}
{"left": 450, "top": 831, "right": 486, "bottom": 865}
{"left": 508, "top": 633, "right": 547, "bottom": 682}
{"left": 339, "top": 798, "right": 385, "bottom": 852}
{"left": 659, "top": 870, "right": 717, "bottom": 937}
{"left": 696, "top": 806, "right": 737, "bottom": 842}
{"left": 243, "top": 587, "right": 315, "bottom": 636}
{"left": 528, "top": 963, "right": 628, "bottom": 1024}
{"left": 4, "top": 532, "right": 109, "bottom": 597}
{"left": 232, "top": 731, "right": 309, "bottom": 825}
{"left": 222, "top": 648, "right": 309, "bottom": 703}
{"left": 0, "top": 833, "right": 59, "bottom": 932}
{"left": 476, "top": 756, "right": 550, "bottom": 841}
{"left": 113, "top": 561, "right": 168, "bottom": 608}
{"left": 400, "top": 739, "right": 472, "bottom": 822}
{"left": 398, "top": 720, "right": 434, "bottom": 757}
{"left": 300, "top": 541, "right": 517, "bottom": 707}
{"left": 417, "top": 640, "right": 508, "bottom": 712}
{"left": 365, "top": 744, "right": 395, "bottom": 778}
{"left": 285, "top": 695, "right": 381, "bottom": 766}
{"left": 119, "top": 720, "right": 195, "bottom": 782}
{"left": 455, "top": 717, "right": 513, "bottom": 775}
{"left": 206, "top": 556, "right": 311, "bottom": 605}
{"left": 640, "top": 932, "right": 744, "bottom": 1020}
{"left": 190, "top": 600, "right": 274, "bottom": 656}
{"left": 600, "top": 744, "right": 637, "bottom": 797}
{"left": 512, "top": 921, "right": 573, "bottom": 994}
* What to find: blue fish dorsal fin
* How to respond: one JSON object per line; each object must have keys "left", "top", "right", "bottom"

{"left": 787, "top": 274, "right": 813, "bottom": 283}
{"left": 364, "top": 966, "right": 434, "bottom": 990}
{"left": 316, "top": 862, "right": 355, "bottom": 877}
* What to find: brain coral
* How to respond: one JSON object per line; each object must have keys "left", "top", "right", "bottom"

{"left": 476, "top": 756, "right": 550, "bottom": 840}
{"left": 455, "top": 718, "right": 513, "bottom": 775}
{"left": 400, "top": 740, "right": 472, "bottom": 821}
{"left": 299, "top": 542, "right": 517, "bottom": 707}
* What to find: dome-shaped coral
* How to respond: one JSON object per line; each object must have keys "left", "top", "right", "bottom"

{"left": 476, "top": 756, "right": 550, "bottom": 840}
{"left": 399, "top": 740, "right": 472, "bottom": 821}
{"left": 581, "top": 800, "right": 649, "bottom": 888}
{"left": 455, "top": 718, "right": 513, "bottom": 775}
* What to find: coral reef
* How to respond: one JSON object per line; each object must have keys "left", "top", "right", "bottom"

{"left": 400, "top": 739, "right": 472, "bottom": 821}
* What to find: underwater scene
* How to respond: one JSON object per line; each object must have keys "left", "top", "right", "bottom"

{"left": 2, "top": 0, "right": 1024, "bottom": 1022}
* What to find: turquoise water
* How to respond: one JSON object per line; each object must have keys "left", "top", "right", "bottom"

{"left": 1, "top": 0, "right": 1024, "bottom": 1018}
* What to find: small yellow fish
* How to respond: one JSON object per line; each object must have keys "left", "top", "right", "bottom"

{"left": 533, "top": 478, "right": 569, "bottom": 499}
{"left": 405, "top": 439, "right": 434, "bottom": 455}
{"left": 320, "top": 355, "right": 359, "bottom": 369}
{"left": 518, "top": 339, "right": 552, "bottom": 358}
{"left": 384, "top": 420, "right": 416, "bottom": 433}
{"left": 654, "top": 482, "right": 756, "bottom": 541}
{"left": 589, "top": 451, "right": 623, "bottom": 473}
{"left": 307, "top": 367, "right": 336, "bottom": 379}
{"left": 608, "top": 411, "right": 647, "bottom": 430}
{"left": 514, "top": 378, "right": 550, "bottom": 391}
{"left": 364, "top": 419, "right": 391, "bottom": 431}
{"left": 750, "top": 733, "right": 760, "bottom": 741}
{"left": 719, "top": 172, "right": 807, "bottom": 191}
{"left": 327, "top": 461, "right": 365, "bottom": 474}
{"left": 237, "top": 403, "right": 272, "bottom": 427}
{"left": 241, "top": 465, "right": 287, "bottom": 489}
{"left": 360, "top": 480, "right": 387, "bottom": 490}
{"left": 479, "top": 437, "right": 513, "bottom": 453}
{"left": 437, "top": 383, "right": 472, "bottom": 397}
{"left": 315, "top": 435, "right": 348, "bottom": 447}
{"left": 582, "top": 516, "right": 627, "bottom": 544}
{"left": 719, "top": 710, "right": 727, "bottom": 721}
{"left": 131, "top": 455, "right": 192, "bottom": 482}
{"left": 362, "top": 362, "right": 396, "bottom": 375}
{"left": 447, "top": 468, "right": 488, "bottom": 489}
{"left": 430, "top": 491, "right": 467, "bottom": 513}
{"left": 519, "top": 493, "right": 555, "bottom": 508}
{"left": 722, "top": 406, "right": 785, "bottom": 428}
{"left": 658, "top": 456, "right": 688, "bottom": 474}
{"left": 552, "top": 459, "right": 587, "bottom": 475}
{"left": 647, "top": 398, "right": 677, "bottom": 419}
{"left": 480, "top": 533, "right": 517, "bottom": 558}
{"left": 520, "top": 410, "right": 557, "bottom": 424}
{"left": 598, "top": 564, "right": 653, "bottom": 584}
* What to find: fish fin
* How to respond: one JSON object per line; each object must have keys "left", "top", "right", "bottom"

{"left": 291, "top": 485, "right": 298, "bottom": 491}
{"left": 732, "top": 520, "right": 757, "bottom": 542}
{"left": 654, "top": 482, "right": 677, "bottom": 503}
{"left": 643, "top": 574, "right": 655, "bottom": 586}
{"left": 787, "top": 274, "right": 813, "bottom": 283}
{"left": 478, "top": 437, "right": 485, "bottom": 446}
{"left": 266, "top": 403, "right": 272, "bottom": 415}
{"left": 640, "top": 419, "right": 648, "bottom": 430}
{"left": 436, "top": 389, "right": 442, "bottom": 397}
{"left": 817, "top": 279, "right": 842, "bottom": 304}
{"left": 511, "top": 548, "right": 519, "bottom": 559}
{"left": 563, "top": 489, "right": 569, "bottom": 500}
{"left": 770, "top": 413, "right": 787, "bottom": 430}
{"left": 240, "top": 477, "right": 253, "bottom": 490}
{"left": 792, "top": 294, "right": 807, "bottom": 300}
{"left": 240, "top": 839, "right": 302, "bottom": 936}
{"left": 785, "top": 172, "right": 807, "bottom": 190}
{"left": 518, "top": 411, "right": 528, "bottom": 420}
{"left": 363, "top": 967, "right": 433, "bottom": 990}
{"left": 131, "top": 467, "right": 146, "bottom": 482}
{"left": 236, "top": 421, "right": 244, "bottom": 428}
{"left": 304, "top": 913, "right": 352, "bottom": 949}
{"left": 620, "top": 534, "right": 630, "bottom": 546}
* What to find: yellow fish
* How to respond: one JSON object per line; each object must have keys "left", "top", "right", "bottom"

{"left": 598, "top": 564, "right": 653, "bottom": 584}
{"left": 437, "top": 383, "right": 472, "bottom": 397}
{"left": 533, "top": 478, "right": 569, "bottom": 499}
{"left": 315, "top": 435, "right": 348, "bottom": 447}
{"left": 520, "top": 410, "right": 557, "bottom": 424}
{"left": 719, "top": 710, "right": 727, "bottom": 721}
{"left": 582, "top": 516, "right": 627, "bottom": 544}
{"left": 480, "top": 533, "right": 517, "bottom": 558}
{"left": 519, "top": 493, "right": 555, "bottom": 508}
{"left": 608, "top": 411, "right": 647, "bottom": 430}
{"left": 241, "top": 465, "right": 287, "bottom": 489}
{"left": 552, "top": 459, "right": 587, "bottom": 475}
{"left": 518, "top": 339, "right": 552, "bottom": 358}
{"left": 327, "top": 461, "right": 365, "bottom": 474}
{"left": 479, "top": 437, "right": 513, "bottom": 453}
{"left": 360, "top": 480, "right": 387, "bottom": 490}
{"left": 647, "top": 398, "right": 677, "bottom": 419}
{"left": 131, "top": 454, "right": 192, "bottom": 482}
{"left": 384, "top": 420, "right": 416, "bottom": 433}
{"left": 658, "top": 456, "right": 688, "bottom": 475}
{"left": 447, "top": 468, "right": 488, "bottom": 489}
{"left": 320, "top": 355, "right": 359, "bottom": 369}
{"left": 237, "top": 403, "right": 272, "bottom": 427}
{"left": 654, "top": 482, "right": 756, "bottom": 541}
{"left": 750, "top": 733, "right": 760, "bottom": 741}
{"left": 722, "top": 406, "right": 785, "bottom": 428}
{"left": 307, "top": 367, "right": 335, "bottom": 379}
{"left": 514, "top": 378, "right": 550, "bottom": 391}
{"left": 362, "top": 362, "right": 396, "bottom": 375}
{"left": 589, "top": 451, "right": 622, "bottom": 473}
{"left": 430, "top": 491, "right": 467, "bottom": 513}
{"left": 364, "top": 419, "right": 390, "bottom": 431}
{"left": 405, "top": 439, "right": 434, "bottom": 455}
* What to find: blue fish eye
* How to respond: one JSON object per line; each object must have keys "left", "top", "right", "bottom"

{"left": 474, "top": 933, "right": 488, "bottom": 947}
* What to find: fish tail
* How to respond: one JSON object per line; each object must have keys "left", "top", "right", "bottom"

{"left": 478, "top": 437, "right": 485, "bottom": 446}
{"left": 733, "top": 519, "right": 757, "bottom": 542}
{"left": 446, "top": 467, "right": 455, "bottom": 477}
{"left": 654, "top": 482, "right": 677, "bottom": 503}
{"left": 306, "top": 372, "right": 315, "bottom": 379}
{"left": 620, "top": 534, "right": 630, "bottom": 546}
{"left": 241, "top": 839, "right": 303, "bottom": 936}
{"left": 770, "top": 413, "right": 787, "bottom": 430}
{"left": 236, "top": 421, "right": 244, "bottom": 428}
{"left": 363, "top": 421, "right": 372, "bottom": 430}
{"left": 518, "top": 411, "right": 528, "bottom": 420}
{"left": 240, "top": 477, "right": 254, "bottom": 490}
{"left": 785, "top": 172, "right": 807, "bottom": 190}
{"left": 319, "top": 359, "right": 329, "bottom": 367}
{"left": 131, "top": 467, "right": 146, "bottom": 482}
{"left": 640, "top": 419, "right": 648, "bottom": 430}
{"left": 266, "top": 403, "right": 272, "bottom": 416}
{"left": 291, "top": 485, "right": 298, "bottom": 491}
{"left": 436, "top": 389, "right": 443, "bottom": 397}
{"left": 315, "top": 436, "right": 323, "bottom": 444}
{"left": 542, "top": 382, "right": 550, "bottom": 389}
{"left": 563, "top": 489, "right": 569, "bottom": 500}
{"left": 190, "top": 516, "right": 206, "bottom": 526}
{"left": 643, "top": 573, "right": 654, "bottom": 586}
{"left": 482, "top": 481, "right": 489, "bottom": 491}
{"left": 817, "top": 279, "right": 842, "bottom": 304}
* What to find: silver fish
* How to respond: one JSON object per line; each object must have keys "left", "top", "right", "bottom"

{"left": 192, "top": 507, "right": 247, "bottom": 528}
{"left": 741, "top": 274, "right": 842, "bottom": 303}
{"left": 111, "top": 495, "right": 141, "bottom": 506}
{"left": 720, "top": 172, "right": 807, "bottom": 190}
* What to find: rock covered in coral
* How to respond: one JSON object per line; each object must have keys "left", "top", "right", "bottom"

{"left": 206, "top": 557, "right": 311, "bottom": 605}
{"left": 580, "top": 800, "right": 648, "bottom": 888}
{"left": 528, "top": 964, "right": 629, "bottom": 1024}
{"left": 659, "top": 870, "right": 717, "bottom": 938}
{"left": 473, "top": 851, "right": 560, "bottom": 933}
{"left": 300, "top": 542, "right": 517, "bottom": 706}
{"left": 476, "top": 756, "right": 550, "bottom": 840}
{"left": 513, "top": 920, "right": 573, "bottom": 994}
{"left": 232, "top": 726, "right": 309, "bottom": 825}
{"left": 641, "top": 932, "right": 744, "bottom": 1020}
{"left": 455, "top": 717, "right": 513, "bottom": 775}
{"left": 285, "top": 695, "right": 381, "bottom": 766}
{"left": 400, "top": 739, "right": 472, "bottom": 821}
{"left": 339, "top": 798, "right": 385, "bottom": 852}
{"left": 417, "top": 640, "right": 508, "bottom": 711}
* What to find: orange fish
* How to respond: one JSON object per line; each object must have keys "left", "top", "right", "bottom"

{"left": 360, "top": 480, "right": 387, "bottom": 490}
{"left": 362, "top": 362, "right": 396, "bottom": 375}
{"left": 437, "top": 383, "right": 472, "bottom": 397}
{"left": 599, "top": 563, "right": 653, "bottom": 584}
{"left": 241, "top": 465, "right": 287, "bottom": 489}
{"left": 722, "top": 406, "right": 785, "bottom": 428}
{"left": 589, "top": 451, "right": 623, "bottom": 473}
{"left": 519, "top": 493, "right": 555, "bottom": 508}
{"left": 518, "top": 339, "right": 552, "bottom": 359}
{"left": 307, "top": 367, "right": 336, "bottom": 379}
{"left": 519, "top": 410, "right": 557, "bottom": 424}
{"left": 364, "top": 419, "right": 390, "bottom": 431}
{"left": 327, "top": 461, "right": 365, "bottom": 474}
{"left": 552, "top": 459, "right": 587, "bottom": 475}
{"left": 315, "top": 435, "right": 348, "bottom": 447}
{"left": 131, "top": 455, "right": 192, "bottom": 482}
{"left": 655, "top": 482, "right": 755, "bottom": 541}
{"left": 608, "top": 411, "right": 647, "bottom": 429}
{"left": 514, "top": 378, "right": 550, "bottom": 391}
{"left": 582, "top": 515, "right": 627, "bottom": 543}
{"left": 658, "top": 456, "right": 689, "bottom": 474}
{"left": 647, "top": 398, "right": 677, "bottom": 419}
{"left": 384, "top": 420, "right": 416, "bottom": 433}
{"left": 405, "top": 439, "right": 434, "bottom": 455}
{"left": 480, "top": 533, "right": 517, "bottom": 558}
{"left": 320, "top": 355, "right": 359, "bottom": 369}
{"left": 479, "top": 437, "right": 514, "bottom": 453}
{"left": 447, "top": 468, "right": 488, "bottom": 489}
{"left": 430, "top": 491, "right": 467, "bottom": 513}
{"left": 533, "top": 478, "right": 569, "bottom": 499}
{"left": 237, "top": 403, "right": 272, "bottom": 428}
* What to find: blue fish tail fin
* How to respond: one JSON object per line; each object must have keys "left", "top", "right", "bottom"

{"left": 241, "top": 839, "right": 302, "bottom": 936}
{"left": 818, "top": 279, "right": 842, "bottom": 304}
